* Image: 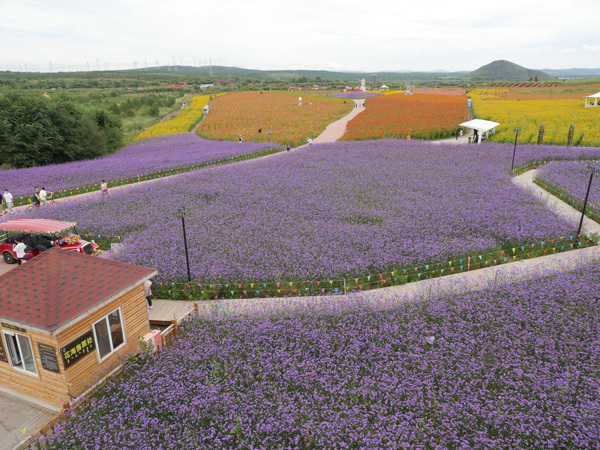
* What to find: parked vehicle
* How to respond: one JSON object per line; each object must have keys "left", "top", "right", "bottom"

{"left": 0, "top": 219, "right": 99, "bottom": 264}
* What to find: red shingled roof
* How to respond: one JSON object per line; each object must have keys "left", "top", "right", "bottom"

{"left": 0, "top": 248, "right": 156, "bottom": 334}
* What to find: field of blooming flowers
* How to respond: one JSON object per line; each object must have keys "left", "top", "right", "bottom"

{"left": 41, "top": 260, "right": 600, "bottom": 449}
{"left": 0, "top": 134, "right": 274, "bottom": 201}
{"left": 134, "top": 94, "right": 222, "bottom": 140}
{"left": 196, "top": 91, "right": 352, "bottom": 147}
{"left": 472, "top": 83, "right": 600, "bottom": 101}
{"left": 340, "top": 94, "right": 467, "bottom": 141}
{"left": 8, "top": 140, "right": 600, "bottom": 292}
{"left": 472, "top": 97, "right": 600, "bottom": 146}
{"left": 535, "top": 160, "right": 600, "bottom": 223}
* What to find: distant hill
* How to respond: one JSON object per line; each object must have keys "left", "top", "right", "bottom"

{"left": 541, "top": 68, "right": 600, "bottom": 78}
{"left": 123, "top": 65, "right": 466, "bottom": 83}
{"left": 464, "top": 60, "right": 554, "bottom": 80}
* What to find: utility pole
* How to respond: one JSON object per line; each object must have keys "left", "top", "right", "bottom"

{"left": 96, "top": 59, "right": 100, "bottom": 71}
{"left": 144, "top": 59, "right": 147, "bottom": 69}
{"left": 134, "top": 60, "right": 137, "bottom": 69}
{"left": 179, "top": 57, "right": 184, "bottom": 66}
{"left": 156, "top": 58, "right": 159, "bottom": 68}
{"left": 49, "top": 60, "right": 53, "bottom": 72}
{"left": 87, "top": 61, "right": 90, "bottom": 71}
{"left": 209, "top": 58, "right": 212, "bottom": 76}
{"left": 24, "top": 63, "right": 28, "bottom": 71}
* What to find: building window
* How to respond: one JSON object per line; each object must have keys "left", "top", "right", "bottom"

{"left": 93, "top": 308, "right": 126, "bottom": 361}
{"left": 2, "top": 331, "right": 37, "bottom": 375}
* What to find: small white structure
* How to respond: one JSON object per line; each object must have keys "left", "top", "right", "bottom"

{"left": 459, "top": 119, "right": 500, "bottom": 143}
{"left": 380, "top": 84, "right": 389, "bottom": 91}
{"left": 298, "top": 96, "right": 303, "bottom": 106}
{"left": 584, "top": 93, "right": 600, "bottom": 107}
{"left": 360, "top": 79, "right": 366, "bottom": 92}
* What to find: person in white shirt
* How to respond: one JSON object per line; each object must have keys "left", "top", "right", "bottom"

{"left": 39, "top": 187, "right": 48, "bottom": 206}
{"left": 4, "top": 189, "right": 13, "bottom": 214}
{"left": 13, "top": 239, "right": 27, "bottom": 265}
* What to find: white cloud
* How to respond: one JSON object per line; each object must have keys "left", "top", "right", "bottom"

{"left": 0, "top": 0, "right": 599, "bottom": 72}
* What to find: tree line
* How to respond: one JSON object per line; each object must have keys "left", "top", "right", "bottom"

{"left": 0, "top": 92, "right": 123, "bottom": 168}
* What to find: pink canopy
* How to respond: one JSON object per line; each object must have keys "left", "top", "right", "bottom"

{"left": 0, "top": 219, "right": 76, "bottom": 233}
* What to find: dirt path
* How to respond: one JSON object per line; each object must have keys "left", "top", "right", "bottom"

{"left": 312, "top": 100, "right": 365, "bottom": 143}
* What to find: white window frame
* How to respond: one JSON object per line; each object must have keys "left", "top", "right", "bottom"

{"left": 2, "top": 330, "right": 38, "bottom": 377}
{"left": 92, "top": 307, "right": 127, "bottom": 363}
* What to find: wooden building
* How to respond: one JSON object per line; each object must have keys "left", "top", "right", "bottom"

{"left": 0, "top": 248, "right": 156, "bottom": 407}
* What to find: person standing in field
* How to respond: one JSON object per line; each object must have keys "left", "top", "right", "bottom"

{"left": 0, "top": 191, "right": 4, "bottom": 215}
{"left": 459, "top": 128, "right": 463, "bottom": 139}
{"left": 4, "top": 189, "right": 13, "bottom": 213}
{"left": 238, "top": 135, "right": 243, "bottom": 143}
{"left": 286, "top": 143, "right": 291, "bottom": 152}
{"left": 144, "top": 279, "right": 153, "bottom": 309}
{"left": 100, "top": 180, "right": 108, "bottom": 200}
{"left": 39, "top": 187, "right": 49, "bottom": 206}
{"left": 32, "top": 187, "right": 41, "bottom": 207}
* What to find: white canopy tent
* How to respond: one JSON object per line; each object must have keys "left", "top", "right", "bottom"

{"left": 584, "top": 92, "right": 600, "bottom": 107}
{"left": 380, "top": 84, "right": 389, "bottom": 90}
{"left": 459, "top": 119, "right": 500, "bottom": 143}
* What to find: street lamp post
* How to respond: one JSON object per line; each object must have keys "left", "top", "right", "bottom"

{"left": 174, "top": 206, "right": 192, "bottom": 283}
{"left": 577, "top": 165, "right": 598, "bottom": 237}
{"left": 511, "top": 128, "right": 522, "bottom": 173}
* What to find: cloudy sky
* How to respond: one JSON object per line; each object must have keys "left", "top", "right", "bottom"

{"left": 1, "top": 0, "right": 599, "bottom": 73}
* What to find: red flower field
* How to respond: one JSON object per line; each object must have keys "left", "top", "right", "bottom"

{"left": 340, "top": 94, "right": 467, "bottom": 141}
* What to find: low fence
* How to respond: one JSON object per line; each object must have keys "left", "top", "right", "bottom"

{"left": 152, "top": 234, "right": 597, "bottom": 301}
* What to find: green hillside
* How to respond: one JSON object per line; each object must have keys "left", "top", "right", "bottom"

{"left": 465, "top": 60, "right": 554, "bottom": 80}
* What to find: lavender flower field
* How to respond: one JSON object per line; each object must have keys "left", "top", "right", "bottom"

{"left": 0, "top": 134, "right": 274, "bottom": 198}
{"left": 42, "top": 261, "right": 600, "bottom": 449}
{"left": 330, "top": 92, "right": 383, "bottom": 99}
{"left": 8, "top": 140, "right": 600, "bottom": 287}
{"left": 535, "top": 160, "right": 600, "bottom": 222}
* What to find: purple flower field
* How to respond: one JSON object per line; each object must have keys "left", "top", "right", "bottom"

{"left": 330, "top": 92, "right": 383, "bottom": 99}
{"left": 536, "top": 160, "right": 600, "bottom": 216}
{"left": 7, "top": 140, "right": 600, "bottom": 285}
{"left": 42, "top": 261, "right": 600, "bottom": 449}
{"left": 0, "top": 134, "right": 273, "bottom": 198}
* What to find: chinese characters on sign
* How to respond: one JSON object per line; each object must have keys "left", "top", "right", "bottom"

{"left": 61, "top": 330, "right": 95, "bottom": 369}
{"left": 1, "top": 322, "right": 27, "bottom": 333}
{"left": 38, "top": 343, "right": 60, "bottom": 373}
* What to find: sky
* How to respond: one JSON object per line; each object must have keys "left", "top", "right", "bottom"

{"left": 1, "top": 0, "right": 599, "bottom": 73}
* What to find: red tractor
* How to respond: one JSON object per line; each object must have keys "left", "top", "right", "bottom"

{"left": 0, "top": 219, "right": 99, "bottom": 264}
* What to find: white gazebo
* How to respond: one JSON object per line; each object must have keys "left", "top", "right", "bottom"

{"left": 584, "top": 93, "right": 600, "bottom": 107}
{"left": 459, "top": 119, "right": 501, "bottom": 143}
{"left": 380, "top": 84, "right": 389, "bottom": 91}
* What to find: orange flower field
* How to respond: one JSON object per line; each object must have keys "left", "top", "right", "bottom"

{"left": 340, "top": 94, "right": 467, "bottom": 141}
{"left": 196, "top": 91, "right": 352, "bottom": 147}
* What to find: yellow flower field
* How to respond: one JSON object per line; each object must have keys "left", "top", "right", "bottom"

{"left": 472, "top": 96, "right": 600, "bottom": 146}
{"left": 134, "top": 94, "right": 223, "bottom": 140}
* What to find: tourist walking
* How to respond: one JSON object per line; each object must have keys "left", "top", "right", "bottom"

{"left": 4, "top": 189, "right": 13, "bottom": 214}
{"left": 144, "top": 279, "right": 153, "bottom": 308}
{"left": 286, "top": 143, "right": 291, "bottom": 152}
{"left": 100, "top": 180, "right": 109, "bottom": 200}
{"left": 238, "top": 135, "right": 243, "bottom": 143}
{"left": 459, "top": 128, "right": 463, "bottom": 139}
{"left": 258, "top": 128, "right": 262, "bottom": 134}
{"left": 0, "top": 191, "right": 4, "bottom": 215}
{"left": 13, "top": 239, "right": 26, "bottom": 265}
{"left": 306, "top": 138, "right": 313, "bottom": 145}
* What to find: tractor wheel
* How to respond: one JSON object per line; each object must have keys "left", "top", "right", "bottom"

{"left": 3, "top": 252, "right": 16, "bottom": 264}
